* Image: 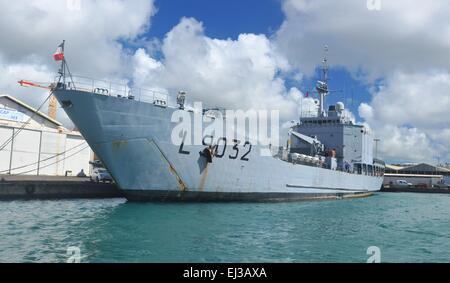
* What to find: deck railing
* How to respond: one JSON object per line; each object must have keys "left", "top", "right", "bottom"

{"left": 65, "top": 75, "right": 170, "bottom": 105}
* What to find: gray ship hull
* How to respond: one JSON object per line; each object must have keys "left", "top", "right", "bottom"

{"left": 54, "top": 89, "right": 383, "bottom": 201}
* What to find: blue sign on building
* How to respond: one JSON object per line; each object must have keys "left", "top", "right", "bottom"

{"left": 0, "top": 108, "right": 25, "bottom": 122}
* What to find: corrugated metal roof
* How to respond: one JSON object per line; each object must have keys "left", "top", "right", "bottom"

{"left": 402, "top": 163, "right": 450, "bottom": 173}
{"left": 385, "top": 164, "right": 405, "bottom": 171}
{"left": 0, "top": 94, "right": 62, "bottom": 126}
{"left": 386, "top": 163, "right": 450, "bottom": 173}
{"left": 385, "top": 173, "right": 444, "bottom": 178}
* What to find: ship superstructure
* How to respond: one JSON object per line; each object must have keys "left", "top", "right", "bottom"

{"left": 286, "top": 47, "right": 384, "bottom": 178}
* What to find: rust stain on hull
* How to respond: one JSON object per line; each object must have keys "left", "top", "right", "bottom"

{"left": 343, "top": 192, "right": 373, "bottom": 199}
{"left": 169, "top": 164, "right": 187, "bottom": 192}
{"left": 147, "top": 138, "right": 188, "bottom": 192}
{"left": 112, "top": 140, "right": 128, "bottom": 150}
{"left": 198, "top": 164, "right": 209, "bottom": 192}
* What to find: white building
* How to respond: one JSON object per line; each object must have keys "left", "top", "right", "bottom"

{"left": 384, "top": 163, "right": 450, "bottom": 188}
{"left": 0, "top": 94, "right": 92, "bottom": 176}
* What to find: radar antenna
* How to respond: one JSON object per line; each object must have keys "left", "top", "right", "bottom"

{"left": 322, "top": 45, "right": 329, "bottom": 83}
{"left": 316, "top": 45, "right": 329, "bottom": 117}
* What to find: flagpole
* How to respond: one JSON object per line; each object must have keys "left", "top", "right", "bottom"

{"left": 62, "top": 40, "right": 66, "bottom": 86}
{"left": 300, "top": 92, "right": 303, "bottom": 118}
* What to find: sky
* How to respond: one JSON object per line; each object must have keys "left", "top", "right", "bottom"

{"left": 0, "top": 0, "right": 449, "bottom": 164}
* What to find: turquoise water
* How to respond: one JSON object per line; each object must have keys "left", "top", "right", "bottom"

{"left": 1, "top": 193, "right": 450, "bottom": 262}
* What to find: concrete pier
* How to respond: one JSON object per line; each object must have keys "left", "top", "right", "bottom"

{"left": 381, "top": 186, "right": 450, "bottom": 194}
{"left": 0, "top": 175, "right": 124, "bottom": 200}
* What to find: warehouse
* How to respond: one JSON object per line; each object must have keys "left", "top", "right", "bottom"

{"left": 386, "top": 163, "right": 450, "bottom": 176}
{"left": 383, "top": 174, "right": 444, "bottom": 188}
{"left": 384, "top": 163, "right": 450, "bottom": 188}
{"left": 0, "top": 94, "right": 92, "bottom": 176}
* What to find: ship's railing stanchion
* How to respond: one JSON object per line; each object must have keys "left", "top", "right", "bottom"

{"left": 68, "top": 75, "right": 169, "bottom": 104}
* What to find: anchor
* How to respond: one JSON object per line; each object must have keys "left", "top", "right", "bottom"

{"left": 199, "top": 145, "right": 214, "bottom": 163}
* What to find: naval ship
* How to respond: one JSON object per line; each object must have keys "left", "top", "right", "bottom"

{"left": 51, "top": 45, "right": 385, "bottom": 202}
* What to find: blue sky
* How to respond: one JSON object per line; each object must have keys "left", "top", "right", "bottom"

{"left": 145, "top": 0, "right": 372, "bottom": 122}
{"left": 149, "top": 0, "right": 284, "bottom": 39}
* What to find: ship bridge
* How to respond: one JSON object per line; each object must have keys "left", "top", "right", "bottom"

{"left": 299, "top": 102, "right": 354, "bottom": 126}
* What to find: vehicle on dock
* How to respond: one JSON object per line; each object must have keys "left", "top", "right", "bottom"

{"left": 91, "top": 168, "right": 113, "bottom": 183}
{"left": 395, "top": 180, "right": 413, "bottom": 187}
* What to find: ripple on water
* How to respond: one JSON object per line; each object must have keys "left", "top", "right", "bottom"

{"left": 0, "top": 194, "right": 450, "bottom": 262}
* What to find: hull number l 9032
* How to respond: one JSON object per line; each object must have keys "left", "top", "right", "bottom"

{"left": 178, "top": 134, "right": 252, "bottom": 162}
{"left": 212, "top": 137, "right": 252, "bottom": 161}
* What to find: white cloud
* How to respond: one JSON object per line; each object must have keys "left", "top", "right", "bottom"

{"left": 359, "top": 71, "right": 450, "bottom": 162}
{"left": 375, "top": 125, "right": 436, "bottom": 163}
{"left": 0, "top": 0, "right": 155, "bottom": 77}
{"left": 132, "top": 48, "right": 164, "bottom": 88}
{"left": 287, "top": 87, "right": 319, "bottom": 118}
{"left": 0, "top": 58, "right": 51, "bottom": 104}
{"left": 369, "top": 72, "right": 450, "bottom": 130}
{"left": 358, "top": 103, "right": 373, "bottom": 121}
{"left": 132, "top": 17, "right": 301, "bottom": 119}
{"left": 276, "top": 0, "right": 450, "bottom": 80}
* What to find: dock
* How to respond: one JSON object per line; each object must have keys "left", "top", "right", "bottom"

{"left": 381, "top": 186, "right": 450, "bottom": 194}
{"left": 0, "top": 175, "right": 124, "bottom": 200}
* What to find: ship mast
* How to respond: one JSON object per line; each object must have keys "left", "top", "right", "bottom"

{"left": 316, "top": 45, "right": 329, "bottom": 117}
{"left": 56, "top": 40, "right": 75, "bottom": 89}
